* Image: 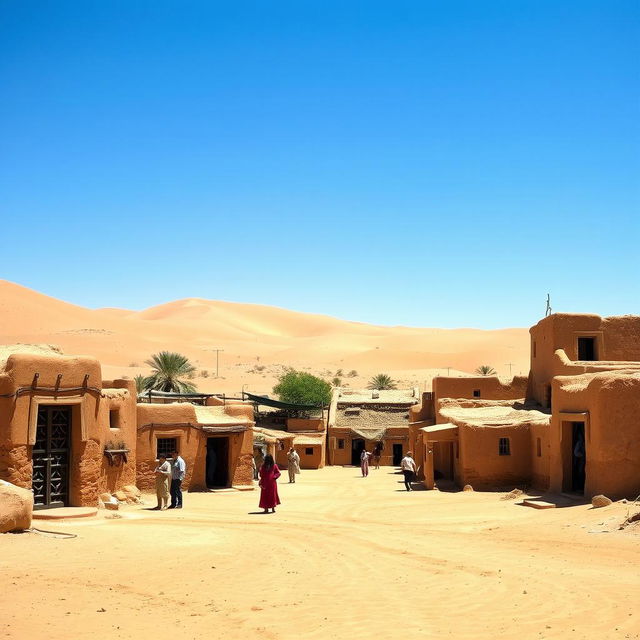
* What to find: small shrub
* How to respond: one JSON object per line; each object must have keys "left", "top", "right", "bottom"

{"left": 348, "top": 370, "right": 358, "bottom": 377}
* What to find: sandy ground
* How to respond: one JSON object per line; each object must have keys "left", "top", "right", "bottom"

{"left": 2, "top": 467, "right": 639, "bottom": 640}
{"left": 0, "top": 280, "right": 530, "bottom": 393}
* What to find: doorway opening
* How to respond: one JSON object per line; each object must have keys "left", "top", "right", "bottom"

{"left": 392, "top": 443, "right": 403, "bottom": 466}
{"left": 206, "top": 437, "right": 229, "bottom": 488}
{"left": 432, "top": 442, "right": 454, "bottom": 480}
{"left": 351, "top": 438, "right": 365, "bottom": 466}
{"left": 32, "top": 406, "right": 72, "bottom": 509}
{"left": 562, "top": 421, "right": 586, "bottom": 494}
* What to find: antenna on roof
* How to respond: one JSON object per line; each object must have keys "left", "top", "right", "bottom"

{"left": 545, "top": 293, "right": 552, "bottom": 317}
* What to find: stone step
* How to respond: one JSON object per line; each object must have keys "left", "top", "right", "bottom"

{"left": 522, "top": 499, "right": 556, "bottom": 510}
{"left": 33, "top": 507, "right": 98, "bottom": 520}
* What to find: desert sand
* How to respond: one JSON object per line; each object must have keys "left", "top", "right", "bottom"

{"left": 0, "top": 280, "right": 529, "bottom": 394}
{"left": 1, "top": 467, "right": 638, "bottom": 640}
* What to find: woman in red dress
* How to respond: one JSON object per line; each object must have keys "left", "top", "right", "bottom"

{"left": 259, "top": 454, "right": 281, "bottom": 513}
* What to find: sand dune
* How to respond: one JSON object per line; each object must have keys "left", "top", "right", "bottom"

{"left": 0, "top": 280, "right": 531, "bottom": 393}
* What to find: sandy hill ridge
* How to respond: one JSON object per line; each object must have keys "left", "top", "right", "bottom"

{"left": 0, "top": 280, "right": 530, "bottom": 393}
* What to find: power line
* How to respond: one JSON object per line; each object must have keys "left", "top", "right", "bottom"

{"left": 210, "top": 348, "right": 224, "bottom": 378}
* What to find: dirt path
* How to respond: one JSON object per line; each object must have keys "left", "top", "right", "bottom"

{"left": 1, "top": 467, "right": 639, "bottom": 639}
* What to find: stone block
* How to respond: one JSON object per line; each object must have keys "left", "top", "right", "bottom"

{"left": 0, "top": 479, "right": 33, "bottom": 532}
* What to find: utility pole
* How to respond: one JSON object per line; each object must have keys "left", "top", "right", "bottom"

{"left": 505, "top": 362, "right": 514, "bottom": 376}
{"left": 446, "top": 366, "right": 452, "bottom": 377}
{"left": 211, "top": 348, "right": 224, "bottom": 378}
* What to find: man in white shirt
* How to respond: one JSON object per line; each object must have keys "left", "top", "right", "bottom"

{"left": 287, "top": 447, "right": 301, "bottom": 483}
{"left": 400, "top": 451, "right": 417, "bottom": 491}
{"left": 169, "top": 450, "right": 187, "bottom": 509}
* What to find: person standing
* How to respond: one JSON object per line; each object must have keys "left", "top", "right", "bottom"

{"left": 169, "top": 449, "right": 186, "bottom": 509}
{"left": 373, "top": 442, "right": 383, "bottom": 470}
{"left": 258, "top": 454, "right": 281, "bottom": 514}
{"left": 400, "top": 451, "right": 417, "bottom": 491}
{"left": 154, "top": 454, "right": 171, "bottom": 510}
{"left": 360, "top": 449, "right": 371, "bottom": 477}
{"left": 253, "top": 447, "right": 265, "bottom": 481}
{"left": 287, "top": 447, "right": 301, "bottom": 483}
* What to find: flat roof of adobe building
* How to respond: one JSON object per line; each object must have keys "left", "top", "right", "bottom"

{"left": 530, "top": 312, "right": 640, "bottom": 332}
{"left": 439, "top": 398, "right": 550, "bottom": 429}
{"left": 556, "top": 369, "right": 640, "bottom": 394}
{"left": 0, "top": 343, "right": 67, "bottom": 371}
{"left": 336, "top": 388, "right": 418, "bottom": 405}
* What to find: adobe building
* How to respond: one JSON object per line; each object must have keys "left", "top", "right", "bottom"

{"left": 528, "top": 313, "right": 640, "bottom": 407}
{"left": 0, "top": 346, "right": 137, "bottom": 509}
{"left": 412, "top": 313, "right": 640, "bottom": 499}
{"left": 288, "top": 418, "right": 326, "bottom": 469}
{"left": 418, "top": 398, "right": 550, "bottom": 491}
{"left": 247, "top": 393, "right": 328, "bottom": 469}
{"left": 328, "top": 388, "right": 419, "bottom": 466}
{"left": 254, "top": 418, "right": 326, "bottom": 469}
{"left": 136, "top": 400, "right": 255, "bottom": 491}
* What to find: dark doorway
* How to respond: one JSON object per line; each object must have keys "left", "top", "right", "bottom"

{"left": 570, "top": 422, "right": 586, "bottom": 493}
{"left": 32, "top": 406, "right": 71, "bottom": 509}
{"left": 392, "top": 443, "right": 403, "bottom": 466}
{"left": 578, "top": 337, "right": 597, "bottom": 361}
{"left": 433, "top": 442, "right": 454, "bottom": 480}
{"left": 545, "top": 385, "right": 552, "bottom": 410}
{"left": 206, "top": 437, "right": 229, "bottom": 488}
{"left": 351, "top": 438, "right": 365, "bottom": 466}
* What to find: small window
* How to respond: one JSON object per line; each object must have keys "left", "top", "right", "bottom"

{"left": 498, "top": 437, "right": 511, "bottom": 456}
{"left": 344, "top": 408, "right": 360, "bottom": 416}
{"left": 473, "top": 389, "right": 481, "bottom": 398}
{"left": 305, "top": 447, "right": 314, "bottom": 455}
{"left": 157, "top": 437, "right": 177, "bottom": 459}
{"left": 536, "top": 437, "right": 542, "bottom": 457}
{"left": 337, "top": 439, "right": 345, "bottom": 450}
{"left": 109, "top": 409, "right": 120, "bottom": 430}
{"left": 577, "top": 337, "right": 597, "bottom": 361}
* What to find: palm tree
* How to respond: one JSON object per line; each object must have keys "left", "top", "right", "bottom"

{"left": 475, "top": 365, "right": 497, "bottom": 376}
{"left": 367, "top": 373, "right": 397, "bottom": 390}
{"left": 134, "top": 374, "right": 150, "bottom": 394}
{"left": 144, "top": 351, "right": 197, "bottom": 393}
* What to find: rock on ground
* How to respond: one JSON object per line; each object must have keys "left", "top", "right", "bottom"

{"left": 463, "top": 484, "right": 474, "bottom": 492}
{"left": 0, "top": 479, "right": 33, "bottom": 532}
{"left": 122, "top": 485, "right": 141, "bottom": 498}
{"left": 592, "top": 495, "right": 613, "bottom": 508}
{"left": 502, "top": 488, "right": 524, "bottom": 500}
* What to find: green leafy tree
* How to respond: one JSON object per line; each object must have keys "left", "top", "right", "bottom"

{"left": 475, "top": 365, "right": 497, "bottom": 376}
{"left": 273, "top": 370, "right": 332, "bottom": 406}
{"left": 367, "top": 373, "right": 397, "bottom": 390}
{"left": 332, "top": 377, "right": 342, "bottom": 387}
{"left": 144, "top": 351, "right": 197, "bottom": 393}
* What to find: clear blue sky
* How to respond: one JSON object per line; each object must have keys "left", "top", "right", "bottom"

{"left": 1, "top": 1, "right": 638, "bottom": 329}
